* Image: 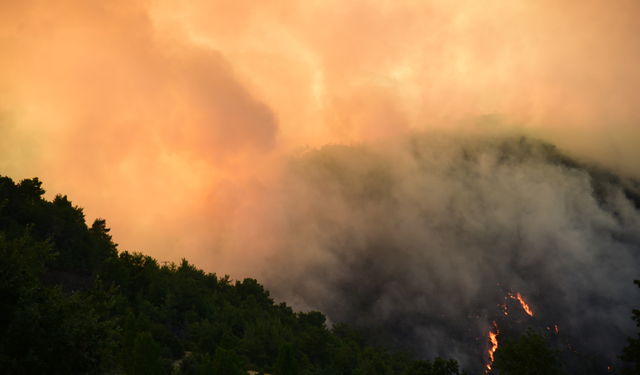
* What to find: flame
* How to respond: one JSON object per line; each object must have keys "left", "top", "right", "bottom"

{"left": 516, "top": 293, "right": 533, "bottom": 316}
{"left": 508, "top": 291, "right": 533, "bottom": 316}
{"left": 555, "top": 325, "right": 558, "bottom": 334}
{"left": 486, "top": 322, "right": 499, "bottom": 372}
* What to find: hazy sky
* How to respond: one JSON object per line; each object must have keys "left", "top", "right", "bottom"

{"left": 1, "top": 0, "right": 640, "bottom": 276}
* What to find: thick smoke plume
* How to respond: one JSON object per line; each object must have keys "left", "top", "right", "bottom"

{"left": 2, "top": 0, "right": 640, "bottom": 266}
{"left": 2, "top": 1, "right": 640, "bottom": 371}
{"left": 262, "top": 134, "right": 640, "bottom": 373}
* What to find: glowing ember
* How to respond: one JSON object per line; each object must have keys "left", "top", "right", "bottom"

{"left": 508, "top": 291, "right": 533, "bottom": 316}
{"left": 486, "top": 322, "right": 499, "bottom": 372}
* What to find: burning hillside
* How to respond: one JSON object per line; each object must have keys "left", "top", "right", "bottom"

{"left": 262, "top": 134, "right": 640, "bottom": 374}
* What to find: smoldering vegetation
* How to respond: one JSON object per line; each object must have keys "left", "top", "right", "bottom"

{"left": 263, "top": 134, "right": 640, "bottom": 374}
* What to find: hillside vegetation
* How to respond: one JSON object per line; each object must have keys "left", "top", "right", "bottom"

{"left": 1, "top": 174, "right": 639, "bottom": 374}
{"left": 0, "top": 176, "right": 468, "bottom": 375}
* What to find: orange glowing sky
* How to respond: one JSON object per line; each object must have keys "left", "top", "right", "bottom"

{"left": 1, "top": 0, "right": 639, "bottom": 276}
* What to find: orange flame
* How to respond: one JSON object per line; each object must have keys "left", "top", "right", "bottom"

{"left": 486, "top": 322, "right": 499, "bottom": 372}
{"left": 508, "top": 291, "right": 533, "bottom": 316}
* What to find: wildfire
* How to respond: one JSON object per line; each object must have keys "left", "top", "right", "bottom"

{"left": 486, "top": 322, "right": 499, "bottom": 372}
{"left": 508, "top": 291, "right": 533, "bottom": 316}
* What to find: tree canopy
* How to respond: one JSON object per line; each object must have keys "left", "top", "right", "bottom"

{"left": 0, "top": 175, "right": 465, "bottom": 375}
{"left": 7, "top": 174, "right": 632, "bottom": 374}
{"left": 493, "top": 327, "right": 563, "bottom": 375}
{"left": 621, "top": 280, "right": 640, "bottom": 375}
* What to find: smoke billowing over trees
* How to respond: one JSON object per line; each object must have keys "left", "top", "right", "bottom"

{"left": 1, "top": 133, "right": 639, "bottom": 374}
{"left": 262, "top": 134, "right": 640, "bottom": 373}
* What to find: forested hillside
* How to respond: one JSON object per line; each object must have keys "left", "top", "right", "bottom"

{"left": 0, "top": 176, "right": 468, "bottom": 375}
{"left": 1, "top": 175, "right": 639, "bottom": 374}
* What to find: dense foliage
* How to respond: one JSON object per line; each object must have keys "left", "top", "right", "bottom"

{"left": 404, "top": 358, "right": 467, "bottom": 375}
{"left": 0, "top": 231, "right": 117, "bottom": 374}
{"left": 0, "top": 176, "right": 117, "bottom": 277}
{"left": 2, "top": 175, "right": 638, "bottom": 374}
{"left": 0, "top": 176, "right": 467, "bottom": 374}
{"left": 492, "top": 328, "right": 563, "bottom": 375}
{"left": 621, "top": 280, "right": 640, "bottom": 375}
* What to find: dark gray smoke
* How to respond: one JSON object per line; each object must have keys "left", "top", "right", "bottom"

{"left": 263, "top": 134, "right": 640, "bottom": 374}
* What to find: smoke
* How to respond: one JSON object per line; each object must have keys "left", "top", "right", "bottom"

{"left": 1, "top": 1, "right": 640, "bottom": 370}
{"left": 261, "top": 134, "right": 640, "bottom": 372}
{"left": 2, "top": 0, "right": 640, "bottom": 267}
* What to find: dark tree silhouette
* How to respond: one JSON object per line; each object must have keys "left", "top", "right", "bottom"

{"left": 274, "top": 342, "right": 299, "bottom": 375}
{"left": 200, "top": 353, "right": 215, "bottom": 375}
{"left": 621, "top": 280, "right": 640, "bottom": 375}
{"left": 131, "top": 332, "right": 163, "bottom": 375}
{"left": 405, "top": 357, "right": 467, "bottom": 375}
{"left": 0, "top": 231, "right": 117, "bottom": 374}
{"left": 212, "top": 347, "right": 244, "bottom": 375}
{"left": 0, "top": 175, "right": 470, "bottom": 375}
{"left": 122, "top": 310, "right": 137, "bottom": 374}
{"left": 493, "top": 327, "right": 563, "bottom": 375}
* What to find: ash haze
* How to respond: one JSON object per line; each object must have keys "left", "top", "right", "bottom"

{"left": 1, "top": 0, "right": 640, "bottom": 371}
{"left": 264, "top": 134, "right": 640, "bottom": 372}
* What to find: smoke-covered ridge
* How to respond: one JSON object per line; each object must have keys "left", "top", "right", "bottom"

{"left": 264, "top": 134, "right": 640, "bottom": 373}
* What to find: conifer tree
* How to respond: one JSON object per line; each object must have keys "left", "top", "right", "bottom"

{"left": 405, "top": 357, "right": 467, "bottom": 375}
{"left": 274, "top": 343, "right": 299, "bottom": 375}
{"left": 123, "top": 312, "right": 152, "bottom": 375}
{"left": 201, "top": 352, "right": 215, "bottom": 375}
{"left": 621, "top": 280, "right": 640, "bottom": 375}
{"left": 122, "top": 310, "right": 137, "bottom": 374}
{"left": 136, "top": 312, "right": 151, "bottom": 334}
{"left": 493, "top": 327, "right": 562, "bottom": 375}
{"left": 131, "top": 331, "right": 163, "bottom": 375}
{"left": 213, "top": 346, "right": 244, "bottom": 375}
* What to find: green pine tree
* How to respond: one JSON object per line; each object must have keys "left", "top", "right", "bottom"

{"left": 621, "top": 280, "right": 640, "bottom": 375}
{"left": 122, "top": 310, "right": 137, "bottom": 374}
{"left": 131, "top": 331, "right": 163, "bottom": 375}
{"left": 201, "top": 352, "right": 215, "bottom": 375}
{"left": 136, "top": 312, "right": 151, "bottom": 334}
{"left": 405, "top": 357, "right": 467, "bottom": 375}
{"left": 274, "top": 342, "right": 299, "bottom": 375}
{"left": 493, "top": 327, "right": 563, "bottom": 375}
{"left": 212, "top": 346, "right": 244, "bottom": 375}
